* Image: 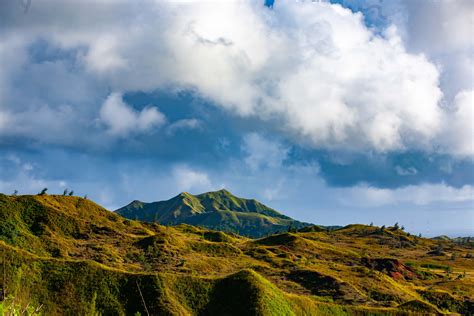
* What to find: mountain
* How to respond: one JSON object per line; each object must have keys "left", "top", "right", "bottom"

{"left": 116, "top": 189, "right": 312, "bottom": 237}
{"left": 432, "top": 235, "right": 474, "bottom": 244}
{"left": 1, "top": 194, "right": 473, "bottom": 315}
{"left": 432, "top": 235, "right": 452, "bottom": 241}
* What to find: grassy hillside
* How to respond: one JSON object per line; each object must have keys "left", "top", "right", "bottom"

{"left": 1, "top": 194, "right": 473, "bottom": 315}
{"left": 116, "top": 189, "right": 312, "bottom": 238}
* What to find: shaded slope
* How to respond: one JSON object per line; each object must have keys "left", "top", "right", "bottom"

{"left": 116, "top": 189, "right": 311, "bottom": 238}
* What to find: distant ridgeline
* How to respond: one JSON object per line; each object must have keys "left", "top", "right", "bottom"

{"left": 116, "top": 189, "right": 313, "bottom": 238}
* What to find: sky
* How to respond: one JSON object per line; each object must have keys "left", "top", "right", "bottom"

{"left": 0, "top": 0, "right": 472, "bottom": 237}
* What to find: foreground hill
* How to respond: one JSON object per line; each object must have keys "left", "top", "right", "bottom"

{"left": 116, "top": 189, "right": 312, "bottom": 238}
{"left": 1, "top": 194, "right": 474, "bottom": 315}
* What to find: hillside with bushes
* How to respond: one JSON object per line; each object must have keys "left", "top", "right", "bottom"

{"left": 1, "top": 193, "right": 473, "bottom": 315}
{"left": 116, "top": 189, "right": 312, "bottom": 238}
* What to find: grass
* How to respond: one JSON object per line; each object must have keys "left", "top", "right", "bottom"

{"left": 420, "top": 263, "right": 450, "bottom": 270}
{"left": 1, "top": 194, "right": 473, "bottom": 315}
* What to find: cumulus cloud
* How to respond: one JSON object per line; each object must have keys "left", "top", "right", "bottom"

{"left": 344, "top": 0, "right": 473, "bottom": 101}
{"left": 0, "top": 0, "right": 459, "bottom": 154}
{"left": 99, "top": 92, "right": 165, "bottom": 136}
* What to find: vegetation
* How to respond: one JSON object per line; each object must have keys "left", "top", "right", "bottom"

{"left": 116, "top": 189, "right": 313, "bottom": 238}
{"left": 0, "top": 194, "right": 473, "bottom": 315}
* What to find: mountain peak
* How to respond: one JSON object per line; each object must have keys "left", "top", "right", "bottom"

{"left": 177, "top": 192, "right": 193, "bottom": 198}
{"left": 215, "top": 188, "right": 231, "bottom": 194}
{"left": 116, "top": 190, "right": 311, "bottom": 237}
{"left": 199, "top": 188, "right": 234, "bottom": 197}
{"left": 178, "top": 189, "right": 230, "bottom": 196}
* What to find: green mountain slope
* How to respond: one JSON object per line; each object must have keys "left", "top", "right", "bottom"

{"left": 116, "top": 189, "right": 311, "bottom": 237}
{"left": 1, "top": 194, "right": 473, "bottom": 315}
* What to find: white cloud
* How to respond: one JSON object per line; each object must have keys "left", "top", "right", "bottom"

{"left": 0, "top": 0, "right": 470, "bottom": 156}
{"left": 344, "top": 0, "right": 473, "bottom": 101}
{"left": 99, "top": 92, "right": 165, "bottom": 136}
{"left": 166, "top": 118, "right": 201, "bottom": 135}
{"left": 138, "top": 1, "right": 443, "bottom": 152}
{"left": 84, "top": 35, "right": 127, "bottom": 73}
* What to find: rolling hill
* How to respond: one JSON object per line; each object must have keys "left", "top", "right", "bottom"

{"left": 1, "top": 193, "right": 473, "bottom": 315}
{"left": 116, "top": 189, "right": 312, "bottom": 238}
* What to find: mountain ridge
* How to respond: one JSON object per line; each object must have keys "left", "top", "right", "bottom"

{"left": 116, "top": 189, "right": 311, "bottom": 237}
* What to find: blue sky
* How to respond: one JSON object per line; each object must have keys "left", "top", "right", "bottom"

{"left": 0, "top": 0, "right": 472, "bottom": 236}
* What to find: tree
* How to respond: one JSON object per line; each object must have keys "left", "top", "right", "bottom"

{"left": 38, "top": 188, "right": 48, "bottom": 195}
{"left": 63, "top": 189, "right": 68, "bottom": 196}
{"left": 369, "top": 222, "right": 373, "bottom": 226}
{"left": 69, "top": 191, "right": 74, "bottom": 196}
{"left": 83, "top": 194, "right": 88, "bottom": 200}
{"left": 394, "top": 222, "right": 399, "bottom": 229}
{"left": 401, "top": 225, "right": 405, "bottom": 231}
{"left": 12, "top": 190, "right": 18, "bottom": 196}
